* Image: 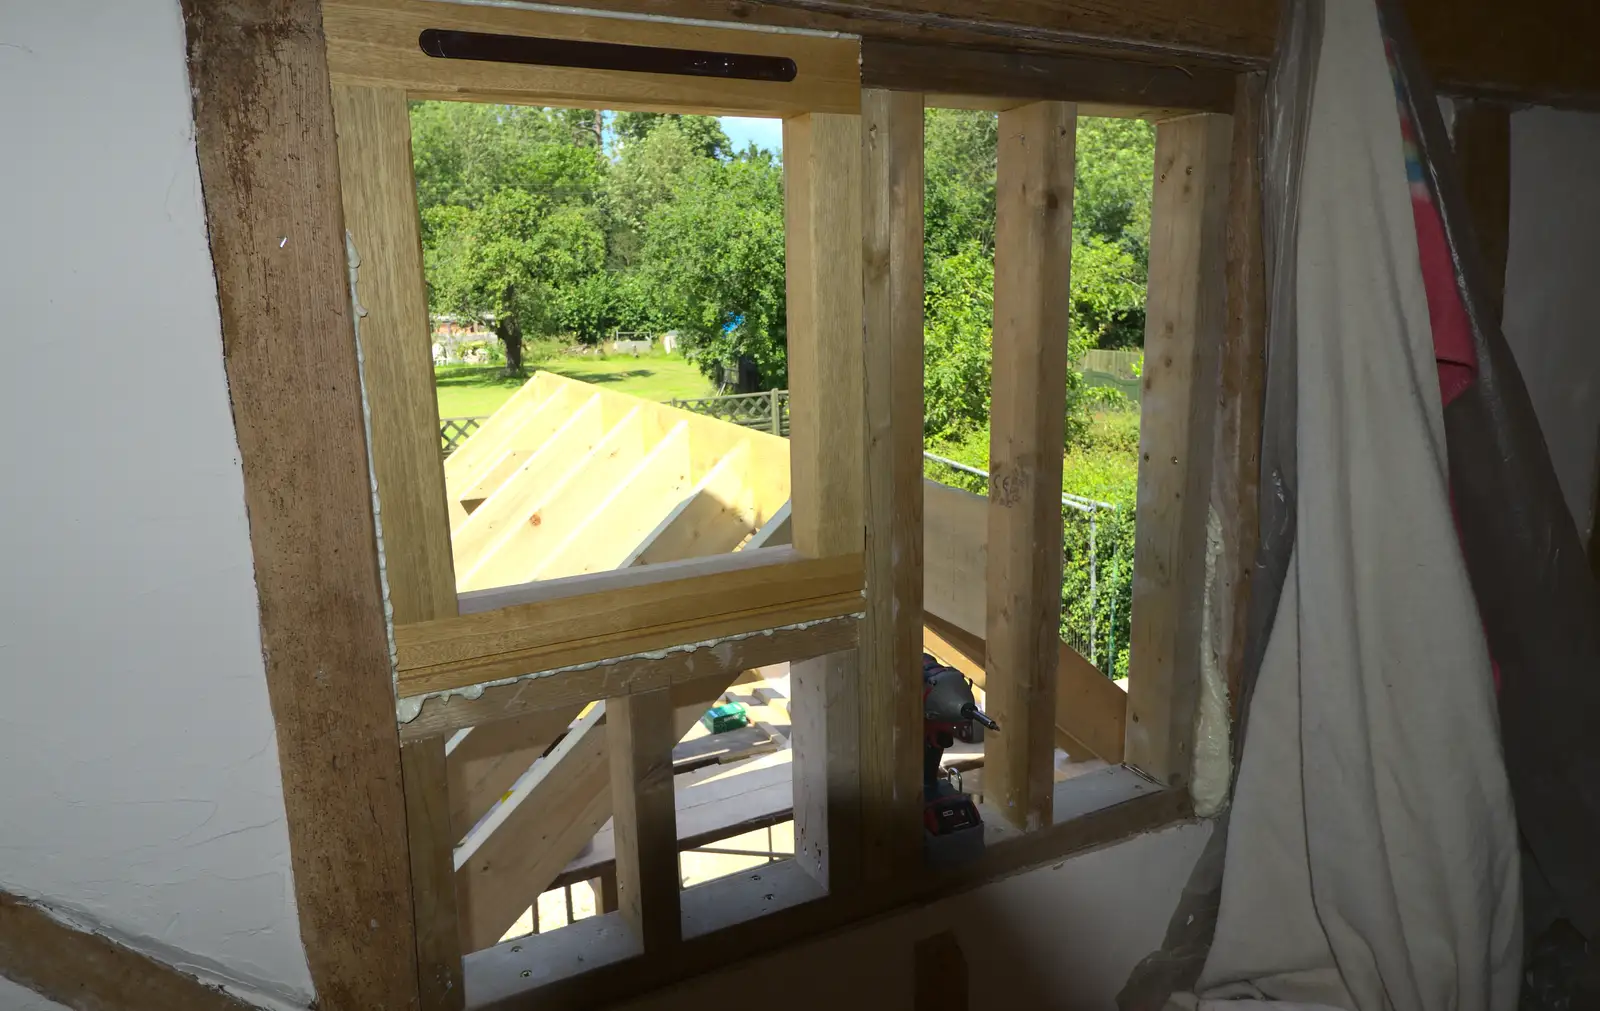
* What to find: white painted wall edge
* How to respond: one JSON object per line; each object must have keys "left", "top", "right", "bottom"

{"left": 0, "top": 1, "right": 313, "bottom": 1004}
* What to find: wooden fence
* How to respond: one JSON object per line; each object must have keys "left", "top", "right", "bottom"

{"left": 1080, "top": 348, "right": 1143, "bottom": 404}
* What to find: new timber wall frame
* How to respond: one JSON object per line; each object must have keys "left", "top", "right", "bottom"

{"left": 165, "top": 0, "right": 1304, "bottom": 1008}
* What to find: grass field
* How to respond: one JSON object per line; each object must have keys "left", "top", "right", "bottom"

{"left": 434, "top": 352, "right": 716, "bottom": 418}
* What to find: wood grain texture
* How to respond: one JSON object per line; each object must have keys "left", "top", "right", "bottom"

{"left": 330, "top": 82, "right": 465, "bottom": 1007}
{"left": 924, "top": 614, "right": 1127, "bottom": 764}
{"left": 397, "top": 551, "right": 863, "bottom": 695}
{"left": 0, "top": 891, "right": 256, "bottom": 1011}
{"left": 785, "top": 110, "right": 867, "bottom": 892}
{"left": 1126, "top": 113, "right": 1232, "bottom": 789}
{"left": 1452, "top": 99, "right": 1512, "bottom": 319}
{"left": 455, "top": 675, "right": 734, "bottom": 950}
{"left": 323, "top": 0, "right": 859, "bottom": 115}
{"left": 1213, "top": 75, "right": 1266, "bottom": 719}
{"left": 860, "top": 88, "right": 928, "bottom": 882}
{"left": 985, "top": 101, "right": 1077, "bottom": 830}
{"left": 332, "top": 83, "right": 458, "bottom": 626}
{"left": 178, "top": 3, "right": 420, "bottom": 1008}
{"left": 401, "top": 616, "right": 859, "bottom": 738}
{"left": 862, "top": 39, "right": 1234, "bottom": 115}
{"left": 464, "top": 0, "right": 1600, "bottom": 108}
{"left": 509, "top": 0, "right": 1275, "bottom": 67}
{"left": 608, "top": 689, "right": 683, "bottom": 951}
{"left": 446, "top": 709, "right": 575, "bottom": 840}
{"left": 402, "top": 739, "right": 465, "bottom": 1009}
{"left": 1401, "top": 0, "right": 1600, "bottom": 107}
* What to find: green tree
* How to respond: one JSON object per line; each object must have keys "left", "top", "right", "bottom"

{"left": 422, "top": 189, "right": 606, "bottom": 373}
{"left": 1073, "top": 117, "right": 1156, "bottom": 263}
{"left": 923, "top": 109, "right": 997, "bottom": 261}
{"left": 611, "top": 112, "right": 731, "bottom": 159}
{"left": 640, "top": 150, "right": 787, "bottom": 386}
{"left": 922, "top": 243, "right": 992, "bottom": 440}
{"left": 412, "top": 101, "right": 609, "bottom": 367}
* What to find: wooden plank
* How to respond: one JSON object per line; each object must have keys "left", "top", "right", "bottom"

{"left": 422, "top": 0, "right": 1600, "bottom": 109}
{"left": 923, "top": 614, "right": 1126, "bottom": 764}
{"left": 179, "top": 3, "right": 420, "bottom": 1008}
{"left": 784, "top": 110, "right": 866, "bottom": 892}
{"left": 332, "top": 84, "right": 458, "bottom": 626}
{"left": 402, "top": 739, "right": 465, "bottom": 1008}
{"left": 985, "top": 101, "right": 1077, "bottom": 831}
{"left": 456, "top": 675, "right": 737, "bottom": 950}
{"left": 475, "top": 0, "right": 1276, "bottom": 69}
{"left": 862, "top": 40, "right": 1234, "bottom": 115}
{"left": 628, "top": 443, "right": 761, "bottom": 566}
{"left": 462, "top": 408, "right": 649, "bottom": 590}
{"left": 398, "top": 550, "right": 864, "bottom": 696}
{"left": 447, "top": 708, "right": 576, "bottom": 840}
{"left": 609, "top": 688, "right": 683, "bottom": 951}
{"left": 322, "top": 0, "right": 860, "bottom": 116}
{"left": 551, "top": 759, "right": 795, "bottom": 889}
{"left": 457, "top": 385, "right": 584, "bottom": 516}
{"left": 0, "top": 890, "right": 256, "bottom": 1011}
{"left": 1125, "top": 113, "right": 1232, "bottom": 789}
{"left": 444, "top": 372, "right": 558, "bottom": 490}
{"left": 534, "top": 423, "right": 693, "bottom": 579}
{"left": 1212, "top": 75, "right": 1267, "bottom": 717}
{"left": 1452, "top": 99, "right": 1512, "bottom": 319}
{"left": 400, "top": 614, "right": 860, "bottom": 738}
{"left": 450, "top": 395, "right": 606, "bottom": 576}
{"left": 1402, "top": 0, "right": 1600, "bottom": 107}
{"left": 924, "top": 479, "right": 989, "bottom": 637}
{"left": 330, "top": 83, "right": 466, "bottom": 1008}
{"left": 860, "top": 88, "right": 927, "bottom": 881}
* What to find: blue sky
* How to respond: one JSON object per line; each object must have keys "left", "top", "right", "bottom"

{"left": 719, "top": 116, "right": 784, "bottom": 156}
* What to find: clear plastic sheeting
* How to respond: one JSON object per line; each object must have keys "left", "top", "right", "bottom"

{"left": 1118, "top": 0, "right": 1600, "bottom": 1003}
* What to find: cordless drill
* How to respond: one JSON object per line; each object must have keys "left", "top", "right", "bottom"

{"left": 922, "top": 653, "right": 999, "bottom": 858}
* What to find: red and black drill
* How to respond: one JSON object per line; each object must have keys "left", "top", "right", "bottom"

{"left": 922, "top": 653, "right": 999, "bottom": 859}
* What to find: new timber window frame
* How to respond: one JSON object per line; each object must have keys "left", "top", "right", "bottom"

{"left": 183, "top": 0, "right": 1266, "bottom": 1008}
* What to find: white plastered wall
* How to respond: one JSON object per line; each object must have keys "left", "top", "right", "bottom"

{"left": 0, "top": 2, "right": 314, "bottom": 1006}
{"left": 1504, "top": 107, "right": 1600, "bottom": 542}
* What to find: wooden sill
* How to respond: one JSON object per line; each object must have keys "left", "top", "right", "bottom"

{"left": 463, "top": 770, "right": 1192, "bottom": 1010}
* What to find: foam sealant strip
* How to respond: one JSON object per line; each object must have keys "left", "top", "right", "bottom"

{"left": 346, "top": 232, "right": 401, "bottom": 690}
{"left": 395, "top": 612, "right": 864, "bottom": 724}
{"left": 1191, "top": 504, "right": 1232, "bottom": 818}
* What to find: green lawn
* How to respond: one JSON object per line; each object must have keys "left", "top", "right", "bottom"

{"left": 434, "top": 352, "right": 715, "bottom": 419}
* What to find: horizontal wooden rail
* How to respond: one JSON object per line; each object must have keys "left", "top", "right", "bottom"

{"left": 401, "top": 615, "right": 857, "bottom": 739}
{"left": 395, "top": 549, "right": 864, "bottom": 697}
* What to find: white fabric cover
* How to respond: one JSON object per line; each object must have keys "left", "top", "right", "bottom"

{"left": 1177, "top": 0, "right": 1522, "bottom": 1007}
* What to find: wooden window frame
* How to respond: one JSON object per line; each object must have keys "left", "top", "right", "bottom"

{"left": 185, "top": 1, "right": 1266, "bottom": 1008}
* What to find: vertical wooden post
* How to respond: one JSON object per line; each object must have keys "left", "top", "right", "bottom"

{"left": 985, "top": 101, "right": 1078, "bottom": 831}
{"left": 1125, "top": 113, "right": 1233, "bottom": 789}
{"left": 861, "top": 88, "right": 926, "bottom": 877}
{"left": 784, "top": 111, "right": 866, "bottom": 890}
{"left": 180, "top": 4, "right": 421, "bottom": 1007}
{"left": 401, "top": 739, "right": 465, "bottom": 1007}
{"left": 608, "top": 689, "right": 681, "bottom": 951}
{"left": 331, "top": 84, "right": 463, "bottom": 1005}
{"left": 1213, "top": 75, "right": 1268, "bottom": 718}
